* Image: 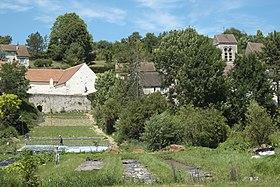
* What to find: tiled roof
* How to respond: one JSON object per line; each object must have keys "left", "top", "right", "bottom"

{"left": 26, "top": 69, "right": 64, "bottom": 82}
{"left": 214, "top": 34, "right": 237, "bottom": 45}
{"left": 57, "top": 64, "right": 83, "bottom": 85}
{"left": 140, "top": 71, "right": 162, "bottom": 87}
{"left": 245, "top": 42, "right": 264, "bottom": 55}
{"left": 26, "top": 64, "right": 84, "bottom": 85}
{"left": 139, "top": 62, "right": 156, "bottom": 72}
{"left": 0, "top": 44, "right": 30, "bottom": 57}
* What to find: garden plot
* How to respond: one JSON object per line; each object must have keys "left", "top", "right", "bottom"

{"left": 122, "top": 160, "right": 154, "bottom": 184}
{"left": 166, "top": 160, "right": 211, "bottom": 181}
{"left": 75, "top": 158, "right": 104, "bottom": 171}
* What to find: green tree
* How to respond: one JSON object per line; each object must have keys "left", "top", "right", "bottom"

{"left": 142, "top": 32, "right": 159, "bottom": 53}
{"left": 0, "top": 63, "right": 29, "bottom": 99}
{"left": 155, "top": 28, "right": 226, "bottom": 107}
{"left": 48, "top": 13, "right": 93, "bottom": 63}
{"left": 142, "top": 112, "right": 185, "bottom": 150}
{"left": 244, "top": 100, "right": 275, "bottom": 146}
{"left": 26, "top": 32, "right": 45, "bottom": 55}
{"left": 262, "top": 31, "right": 280, "bottom": 104}
{"left": 224, "top": 54, "right": 275, "bottom": 125}
{"left": 178, "top": 105, "right": 228, "bottom": 148}
{"left": 63, "top": 42, "right": 85, "bottom": 65}
{"left": 0, "top": 93, "right": 21, "bottom": 128}
{"left": 0, "top": 35, "right": 12, "bottom": 44}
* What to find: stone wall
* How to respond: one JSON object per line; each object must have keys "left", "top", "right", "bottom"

{"left": 29, "top": 94, "right": 91, "bottom": 113}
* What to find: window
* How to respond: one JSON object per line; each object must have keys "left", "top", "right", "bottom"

{"left": 229, "top": 52, "right": 232, "bottom": 61}
{"left": 224, "top": 47, "right": 228, "bottom": 61}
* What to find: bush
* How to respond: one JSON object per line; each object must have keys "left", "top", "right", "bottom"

{"left": 116, "top": 93, "right": 168, "bottom": 143}
{"left": 269, "top": 131, "right": 280, "bottom": 148}
{"left": 219, "top": 131, "right": 250, "bottom": 152}
{"left": 142, "top": 112, "right": 185, "bottom": 150}
{"left": 244, "top": 100, "right": 276, "bottom": 146}
{"left": 178, "top": 105, "right": 228, "bottom": 148}
{"left": 33, "top": 58, "right": 53, "bottom": 67}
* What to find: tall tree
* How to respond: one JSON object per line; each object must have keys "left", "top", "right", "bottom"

{"left": 48, "top": 13, "right": 93, "bottom": 63}
{"left": 142, "top": 32, "right": 159, "bottom": 53}
{"left": 0, "top": 35, "right": 12, "bottom": 44}
{"left": 155, "top": 28, "right": 226, "bottom": 107}
{"left": 26, "top": 32, "right": 45, "bottom": 58}
{"left": 224, "top": 54, "right": 275, "bottom": 125}
{"left": 0, "top": 63, "right": 29, "bottom": 99}
{"left": 262, "top": 31, "right": 280, "bottom": 105}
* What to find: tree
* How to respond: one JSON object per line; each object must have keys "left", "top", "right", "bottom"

{"left": 142, "top": 32, "right": 159, "bottom": 53}
{"left": 63, "top": 42, "right": 85, "bottom": 65}
{"left": 155, "top": 28, "right": 227, "bottom": 107}
{"left": 26, "top": 32, "right": 46, "bottom": 58}
{"left": 0, "top": 35, "right": 12, "bottom": 44}
{"left": 48, "top": 13, "right": 93, "bottom": 63}
{"left": 0, "top": 93, "right": 21, "bottom": 128}
{"left": 224, "top": 54, "right": 275, "bottom": 125}
{"left": 262, "top": 31, "right": 280, "bottom": 104}
{"left": 178, "top": 105, "right": 228, "bottom": 148}
{"left": 0, "top": 63, "right": 29, "bottom": 99}
{"left": 244, "top": 100, "right": 275, "bottom": 146}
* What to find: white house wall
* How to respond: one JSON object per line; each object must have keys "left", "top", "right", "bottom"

{"left": 65, "top": 64, "right": 96, "bottom": 95}
{"left": 27, "top": 64, "right": 96, "bottom": 96}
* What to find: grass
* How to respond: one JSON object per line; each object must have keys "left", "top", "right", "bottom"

{"left": 30, "top": 126, "right": 99, "bottom": 138}
{"left": 39, "top": 116, "right": 92, "bottom": 126}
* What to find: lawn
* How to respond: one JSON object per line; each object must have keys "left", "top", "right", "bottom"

{"left": 39, "top": 115, "right": 92, "bottom": 126}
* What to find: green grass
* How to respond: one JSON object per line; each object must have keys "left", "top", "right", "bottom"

{"left": 39, "top": 116, "right": 92, "bottom": 126}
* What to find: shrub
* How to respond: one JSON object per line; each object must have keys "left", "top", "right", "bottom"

{"left": 244, "top": 100, "right": 276, "bottom": 146}
{"left": 269, "top": 131, "right": 280, "bottom": 148}
{"left": 33, "top": 58, "right": 53, "bottom": 67}
{"left": 178, "top": 105, "right": 228, "bottom": 148}
{"left": 219, "top": 131, "right": 250, "bottom": 152}
{"left": 116, "top": 93, "right": 168, "bottom": 143}
{"left": 142, "top": 112, "right": 185, "bottom": 150}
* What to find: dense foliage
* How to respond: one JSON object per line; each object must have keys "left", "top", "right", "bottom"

{"left": 154, "top": 28, "right": 226, "bottom": 107}
{"left": 48, "top": 13, "right": 93, "bottom": 64}
{"left": 142, "top": 112, "right": 185, "bottom": 150}
{"left": 0, "top": 35, "right": 12, "bottom": 44}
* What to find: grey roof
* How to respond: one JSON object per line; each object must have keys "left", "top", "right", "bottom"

{"left": 0, "top": 44, "right": 30, "bottom": 57}
{"left": 140, "top": 72, "right": 162, "bottom": 88}
{"left": 213, "top": 34, "right": 237, "bottom": 45}
{"left": 245, "top": 42, "right": 264, "bottom": 55}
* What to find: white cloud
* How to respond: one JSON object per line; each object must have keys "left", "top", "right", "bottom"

{"left": 134, "top": 0, "right": 185, "bottom": 32}
{"left": 0, "top": 0, "right": 127, "bottom": 25}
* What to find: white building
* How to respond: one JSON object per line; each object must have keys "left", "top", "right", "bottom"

{"left": 26, "top": 63, "right": 96, "bottom": 113}
{"left": 213, "top": 34, "right": 238, "bottom": 74}
{"left": 0, "top": 44, "right": 30, "bottom": 67}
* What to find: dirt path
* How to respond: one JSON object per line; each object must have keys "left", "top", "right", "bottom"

{"left": 86, "top": 113, "right": 117, "bottom": 147}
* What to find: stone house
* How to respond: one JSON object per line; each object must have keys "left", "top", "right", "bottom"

{"left": 26, "top": 63, "right": 96, "bottom": 113}
{"left": 213, "top": 34, "right": 238, "bottom": 74}
{"left": 0, "top": 44, "right": 30, "bottom": 67}
{"left": 115, "top": 62, "right": 164, "bottom": 94}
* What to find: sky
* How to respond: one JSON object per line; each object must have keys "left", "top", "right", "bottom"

{"left": 0, "top": 0, "right": 279, "bottom": 44}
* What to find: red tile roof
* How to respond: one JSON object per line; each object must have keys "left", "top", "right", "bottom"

{"left": 26, "top": 64, "right": 84, "bottom": 85}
